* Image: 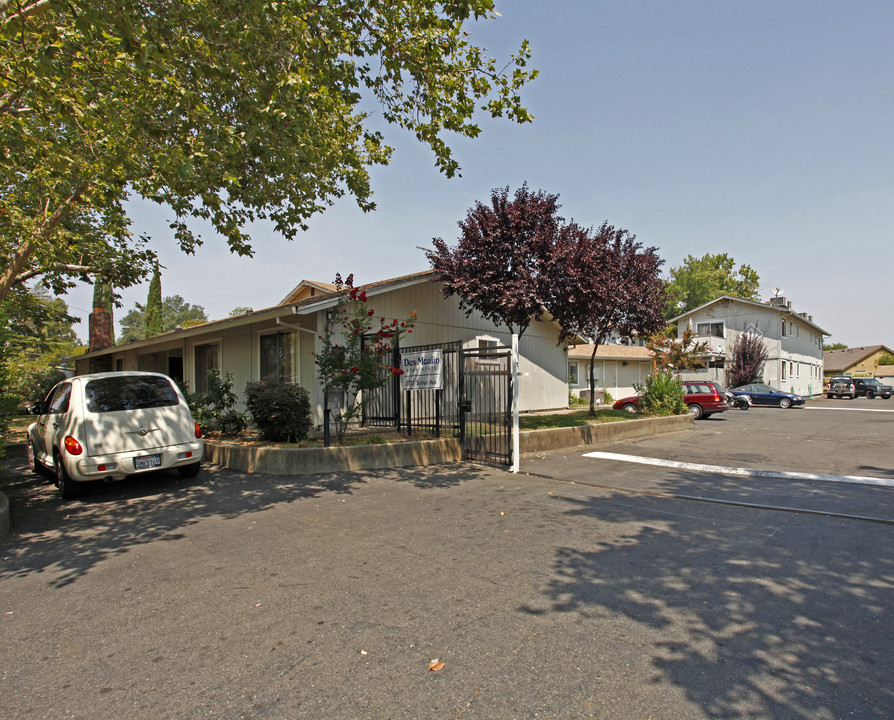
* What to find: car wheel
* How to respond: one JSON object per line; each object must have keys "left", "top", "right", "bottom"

{"left": 54, "top": 452, "right": 83, "bottom": 499}
{"left": 622, "top": 403, "right": 637, "bottom": 413}
{"left": 688, "top": 404, "right": 703, "bottom": 419}
{"left": 779, "top": 397, "right": 792, "bottom": 409}
{"left": 866, "top": 390, "right": 876, "bottom": 399}
{"left": 177, "top": 462, "right": 201, "bottom": 479}
{"left": 883, "top": 394, "right": 891, "bottom": 400}
{"left": 28, "top": 441, "right": 43, "bottom": 476}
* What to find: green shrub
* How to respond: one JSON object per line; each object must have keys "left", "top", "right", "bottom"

{"left": 245, "top": 381, "right": 313, "bottom": 443}
{"left": 602, "top": 387, "right": 614, "bottom": 406}
{"left": 188, "top": 370, "right": 247, "bottom": 436}
{"left": 637, "top": 371, "right": 686, "bottom": 416}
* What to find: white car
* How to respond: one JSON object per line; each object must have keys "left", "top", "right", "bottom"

{"left": 27, "top": 371, "right": 203, "bottom": 498}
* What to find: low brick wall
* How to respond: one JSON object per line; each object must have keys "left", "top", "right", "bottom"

{"left": 203, "top": 415, "right": 692, "bottom": 476}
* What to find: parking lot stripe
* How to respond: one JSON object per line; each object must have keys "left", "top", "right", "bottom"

{"left": 805, "top": 406, "right": 894, "bottom": 413}
{"left": 581, "top": 451, "right": 894, "bottom": 489}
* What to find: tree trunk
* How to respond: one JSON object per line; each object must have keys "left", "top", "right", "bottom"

{"left": 588, "top": 343, "right": 600, "bottom": 415}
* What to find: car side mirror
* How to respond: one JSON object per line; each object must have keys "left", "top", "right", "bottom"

{"left": 28, "top": 402, "right": 46, "bottom": 415}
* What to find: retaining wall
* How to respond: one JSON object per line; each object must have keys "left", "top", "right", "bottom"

{"left": 203, "top": 415, "right": 693, "bottom": 476}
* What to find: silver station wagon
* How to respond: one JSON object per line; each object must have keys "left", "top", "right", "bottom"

{"left": 27, "top": 371, "right": 204, "bottom": 498}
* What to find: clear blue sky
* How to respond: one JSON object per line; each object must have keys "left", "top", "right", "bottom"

{"left": 65, "top": 0, "right": 893, "bottom": 348}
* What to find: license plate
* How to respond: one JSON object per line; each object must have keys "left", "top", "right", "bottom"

{"left": 134, "top": 454, "right": 162, "bottom": 470}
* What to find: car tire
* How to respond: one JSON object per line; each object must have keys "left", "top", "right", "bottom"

{"left": 177, "top": 462, "right": 201, "bottom": 479}
{"left": 866, "top": 390, "right": 876, "bottom": 399}
{"left": 883, "top": 394, "right": 891, "bottom": 400}
{"left": 54, "top": 452, "right": 83, "bottom": 499}
{"left": 688, "top": 404, "right": 703, "bottom": 419}
{"left": 779, "top": 397, "right": 792, "bottom": 409}
{"left": 622, "top": 403, "right": 637, "bottom": 413}
{"left": 28, "top": 441, "right": 44, "bottom": 477}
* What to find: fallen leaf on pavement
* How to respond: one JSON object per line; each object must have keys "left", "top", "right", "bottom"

{"left": 429, "top": 659, "right": 445, "bottom": 672}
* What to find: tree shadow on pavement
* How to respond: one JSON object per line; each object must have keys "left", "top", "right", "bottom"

{"left": 520, "top": 484, "right": 894, "bottom": 720}
{"left": 0, "top": 458, "right": 488, "bottom": 590}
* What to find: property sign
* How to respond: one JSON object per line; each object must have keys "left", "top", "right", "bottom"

{"left": 400, "top": 349, "right": 443, "bottom": 391}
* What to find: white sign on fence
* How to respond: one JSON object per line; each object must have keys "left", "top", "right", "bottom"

{"left": 400, "top": 349, "right": 443, "bottom": 391}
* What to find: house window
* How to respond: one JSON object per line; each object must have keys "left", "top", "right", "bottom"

{"left": 696, "top": 322, "right": 724, "bottom": 338}
{"left": 707, "top": 357, "right": 726, "bottom": 369}
{"left": 781, "top": 320, "right": 786, "bottom": 337}
{"left": 260, "top": 332, "right": 296, "bottom": 384}
{"left": 569, "top": 361, "right": 579, "bottom": 386}
{"left": 478, "top": 338, "right": 499, "bottom": 355}
{"left": 781, "top": 361, "right": 787, "bottom": 380}
{"left": 194, "top": 342, "right": 220, "bottom": 393}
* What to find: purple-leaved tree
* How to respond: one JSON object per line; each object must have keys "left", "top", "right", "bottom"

{"left": 425, "top": 184, "right": 562, "bottom": 339}
{"left": 547, "top": 223, "right": 667, "bottom": 414}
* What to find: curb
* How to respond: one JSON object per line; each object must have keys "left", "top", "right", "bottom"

{"left": 520, "top": 414, "right": 694, "bottom": 453}
{"left": 203, "top": 437, "right": 462, "bottom": 475}
{"left": 204, "top": 415, "right": 693, "bottom": 476}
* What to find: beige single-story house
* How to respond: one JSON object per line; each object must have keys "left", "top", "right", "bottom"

{"left": 823, "top": 345, "right": 894, "bottom": 380}
{"left": 669, "top": 295, "right": 828, "bottom": 397}
{"left": 75, "top": 271, "right": 572, "bottom": 424}
{"left": 568, "top": 344, "right": 654, "bottom": 403}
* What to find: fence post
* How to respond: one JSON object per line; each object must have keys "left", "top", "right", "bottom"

{"left": 511, "top": 333, "right": 520, "bottom": 473}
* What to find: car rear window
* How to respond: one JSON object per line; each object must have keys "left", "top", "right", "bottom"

{"left": 85, "top": 376, "right": 180, "bottom": 413}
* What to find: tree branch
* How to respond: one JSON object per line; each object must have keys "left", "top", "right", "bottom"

{"left": 2, "top": 0, "right": 54, "bottom": 24}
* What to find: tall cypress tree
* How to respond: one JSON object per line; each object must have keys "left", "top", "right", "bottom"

{"left": 145, "top": 265, "right": 163, "bottom": 337}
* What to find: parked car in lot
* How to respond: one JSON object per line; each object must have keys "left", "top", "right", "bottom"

{"left": 729, "top": 384, "right": 804, "bottom": 408}
{"left": 829, "top": 376, "right": 892, "bottom": 399}
{"left": 613, "top": 381, "right": 729, "bottom": 419}
{"left": 826, "top": 377, "right": 856, "bottom": 399}
{"left": 27, "top": 371, "right": 204, "bottom": 498}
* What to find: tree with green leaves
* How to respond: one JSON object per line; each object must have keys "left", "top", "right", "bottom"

{"left": 145, "top": 265, "right": 163, "bottom": 337}
{"left": 119, "top": 295, "right": 208, "bottom": 343}
{"left": 0, "top": 0, "right": 536, "bottom": 303}
{"left": 1, "top": 287, "right": 84, "bottom": 408}
{"left": 664, "top": 253, "right": 760, "bottom": 317}
{"left": 823, "top": 342, "right": 848, "bottom": 351}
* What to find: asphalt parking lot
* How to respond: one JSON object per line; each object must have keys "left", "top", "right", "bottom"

{"left": 1, "top": 397, "right": 892, "bottom": 719}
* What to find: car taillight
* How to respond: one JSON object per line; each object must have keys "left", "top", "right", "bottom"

{"left": 63, "top": 436, "right": 83, "bottom": 455}
{"left": 194, "top": 422, "right": 202, "bottom": 439}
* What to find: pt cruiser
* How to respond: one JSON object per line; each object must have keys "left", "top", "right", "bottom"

{"left": 27, "top": 371, "right": 203, "bottom": 498}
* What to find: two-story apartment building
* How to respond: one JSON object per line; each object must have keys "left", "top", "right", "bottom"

{"left": 669, "top": 296, "right": 828, "bottom": 397}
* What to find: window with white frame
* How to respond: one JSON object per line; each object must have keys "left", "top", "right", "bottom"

{"left": 569, "top": 361, "right": 579, "bottom": 386}
{"left": 696, "top": 322, "right": 724, "bottom": 338}
{"left": 260, "top": 331, "right": 296, "bottom": 383}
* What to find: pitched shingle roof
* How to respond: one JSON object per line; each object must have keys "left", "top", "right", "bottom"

{"left": 823, "top": 345, "right": 894, "bottom": 373}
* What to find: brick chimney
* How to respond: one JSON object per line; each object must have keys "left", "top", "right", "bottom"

{"left": 88, "top": 282, "right": 114, "bottom": 373}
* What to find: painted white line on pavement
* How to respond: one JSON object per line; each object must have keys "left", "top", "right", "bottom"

{"left": 581, "top": 451, "right": 894, "bottom": 489}
{"left": 805, "top": 406, "right": 894, "bottom": 413}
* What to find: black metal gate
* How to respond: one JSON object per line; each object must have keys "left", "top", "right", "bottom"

{"left": 459, "top": 347, "right": 513, "bottom": 466}
{"left": 362, "top": 340, "right": 513, "bottom": 467}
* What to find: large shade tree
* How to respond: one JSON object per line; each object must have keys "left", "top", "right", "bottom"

{"left": 664, "top": 252, "right": 760, "bottom": 317}
{"left": 547, "top": 224, "right": 667, "bottom": 414}
{"left": 0, "top": 0, "right": 537, "bottom": 302}
{"left": 426, "top": 184, "right": 561, "bottom": 338}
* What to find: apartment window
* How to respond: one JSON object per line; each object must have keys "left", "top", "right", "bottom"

{"left": 260, "top": 332, "right": 296, "bottom": 383}
{"left": 696, "top": 322, "right": 724, "bottom": 338}
{"left": 194, "top": 342, "right": 220, "bottom": 393}
{"left": 781, "top": 361, "right": 787, "bottom": 380}
{"left": 569, "top": 361, "right": 579, "bottom": 386}
{"left": 781, "top": 320, "right": 786, "bottom": 338}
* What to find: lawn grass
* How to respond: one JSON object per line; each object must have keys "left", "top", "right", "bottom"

{"left": 519, "top": 408, "right": 639, "bottom": 430}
